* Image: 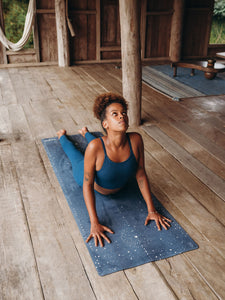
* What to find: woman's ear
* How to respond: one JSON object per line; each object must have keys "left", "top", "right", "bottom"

{"left": 102, "top": 119, "right": 108, "bottom": 130}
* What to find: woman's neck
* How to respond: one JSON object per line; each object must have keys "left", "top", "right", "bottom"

{"left": 106, "top": 131, "right": 127, "bottom": 149}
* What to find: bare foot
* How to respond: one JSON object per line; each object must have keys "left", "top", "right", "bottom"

{"left": 57, "top": 129, "right": 66, "bottom": 139}
{"left": 78, "top": 126, "right": 89, "bottom": 137}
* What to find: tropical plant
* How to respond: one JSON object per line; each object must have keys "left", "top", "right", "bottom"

{"left": 2, "top": 0, "right": 33, "bottom": 48}
{"left": 214, "top": 0, "right": 225, "bottom": 18}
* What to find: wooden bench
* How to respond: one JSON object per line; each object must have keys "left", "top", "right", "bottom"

{"left": 172, "top": 60, "right": 225, "bottom": 80}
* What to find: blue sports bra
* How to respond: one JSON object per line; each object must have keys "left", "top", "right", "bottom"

{"left": 95, "top": 134, "right": 138, "bottom": 189}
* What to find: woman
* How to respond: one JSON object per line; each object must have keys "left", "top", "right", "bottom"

{"left": 57, "top": 92, "right": 171, "bottom": 247}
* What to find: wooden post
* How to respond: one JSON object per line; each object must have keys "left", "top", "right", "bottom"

{"left": 169, "top": 0, "right": 185, "bottom": 62}
{"left": 33, "top": 0, "right": 40, "bottom": 63}
{"left": 119, "top": 0, "right": 142, "bottom": 126}
{"left": 55, "top": 0, "right": 70, "bottom": 67}
{"left": 0, "top": 0, "right": 7, "bottom": 64}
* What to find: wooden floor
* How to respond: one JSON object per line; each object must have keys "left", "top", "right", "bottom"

{"left": 0, "top": 63, "right": 225, "bottom": 300}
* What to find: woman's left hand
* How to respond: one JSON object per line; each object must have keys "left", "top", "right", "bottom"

{"left": 145, "top": 211, "right": 172, "bottom": 230}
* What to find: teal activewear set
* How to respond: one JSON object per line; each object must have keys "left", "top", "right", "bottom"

{"left": 59, "top": 132, "right": 138, "bottom": 190}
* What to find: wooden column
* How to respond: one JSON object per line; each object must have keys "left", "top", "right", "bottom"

{"left": 55, "top": 0, "right": 70, "bottom": 67}
{"left": 169, "top": 0, "right": 185, "bottom": 62}
{"left": 119, "top": 0, "right": 142, "bottom": 126}
{"left": 0, "top": 0, "right": 7, "bottom": 64}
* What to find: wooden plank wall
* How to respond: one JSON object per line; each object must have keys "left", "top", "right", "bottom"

{"left": 181, "top": 0, "right": 214, "bottom": 59}
{"left": 1, "top": 0, "right": 224, "bottom": 65}
{"left": 69, "top": 0, "right": 121, "bottom": 63}
{"left": 100, "top": 0, "right": 121, "bottom": 60}
{"left": 36, "top": 0, "right": 58, "bottom": 62}
{"left": 69, "top": 0, "right": 97, "bottom": 62}
{"left": 0, "top": 0, "right": 7, "bottom": 64}
{"left": 144, "top": 0, "right": 174, "bottom": 61}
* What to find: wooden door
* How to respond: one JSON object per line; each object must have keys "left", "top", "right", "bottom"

{"left": 100, "top": 0, "right": 121, "bottom": 60}
{"left": 68, "top": 0, "right": 97, "bottom": 63}
{"left": 36, "top": 0, "right": 58, "bottom": 62}
{"left": 143, "top": 0, "right": 174, "bottom": 60}
{"left": 181, "top": 0, "right": 214, "bottom": 59}
{"left": 69, "top": 0, "right": 121, "bottom": 63}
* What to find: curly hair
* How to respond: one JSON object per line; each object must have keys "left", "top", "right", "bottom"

{"left": 93, "top": 92, "right": 128, "bottom": 123}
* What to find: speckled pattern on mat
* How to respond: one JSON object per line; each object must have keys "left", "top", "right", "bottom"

{"left": 42, "top": 133, "right": 198, "bottom": 276}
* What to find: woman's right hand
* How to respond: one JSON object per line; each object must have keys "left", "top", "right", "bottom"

{"left": 86, "top": 222, "right": 114, "bottom": 247}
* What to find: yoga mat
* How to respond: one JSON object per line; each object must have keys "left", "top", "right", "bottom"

{"left": 147, "top": 65, "right": 225, "bottom": 97}
{"left": 42, "top": 133, "right": 198, "bottom": 276}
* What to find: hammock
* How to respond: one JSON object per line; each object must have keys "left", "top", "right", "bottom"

{"left": 0, "top": 0, "right": 35, "bottom": 51}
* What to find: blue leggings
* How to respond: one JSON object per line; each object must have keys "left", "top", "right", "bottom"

{"left": 59, "top": 132, "right": 96, "bottom": 187}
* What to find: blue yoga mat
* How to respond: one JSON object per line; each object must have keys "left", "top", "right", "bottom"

{"left": 42, "top": 133, "right": 198, "bottom": 276}
{"left": 151, "top": 64, "right": 225, "bottom": 96}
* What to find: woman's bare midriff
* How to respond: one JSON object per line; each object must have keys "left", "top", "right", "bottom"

{"left": 94, "top": 182, "right": 121, "bottom": 195}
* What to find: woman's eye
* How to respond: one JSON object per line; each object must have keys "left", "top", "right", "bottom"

{"left": 122, "top": 112, "right": 127, "bottom": 116}
{"left": 112, "top": 112, "right": 117, "bottom": 116}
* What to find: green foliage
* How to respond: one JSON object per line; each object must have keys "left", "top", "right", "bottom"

{"left": 209, "top": 0, "right": 225, "bottom": 44}
{"left": 210, "top": 17, "right": 225, "bottom": 44}
{"left": 214, "top": 0, "right": 225, "bottom": 18}
{"left": 2, "top": 0, "right": 33, "bottom": 48}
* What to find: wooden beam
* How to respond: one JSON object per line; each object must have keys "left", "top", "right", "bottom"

{"left": 96, "top": 0, "right": 101, "bottom": 61}
{"left": 33, "top": 0, "right": 40, "bottom": 63}
{"left": 55, "top": 0, "right": 70, "bottom": 67}
{"left": 140, "top": 0, "right": 147, "bottom": 60}
{"left": 119, "top": 0, "right": 142, "bottom": 126}
{"left": 0, "top": 0, "right": 7, "bottom": 64}
{"left": 169, "top": 0, "right": 185, "bottom": 62}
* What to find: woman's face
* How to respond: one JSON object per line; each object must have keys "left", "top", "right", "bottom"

{"left": 103, "top": 102, "right": 129, "bottom": 132}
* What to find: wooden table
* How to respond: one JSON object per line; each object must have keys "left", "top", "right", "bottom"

{"left": 172, "top": 60, "right": 225, "bottom": 79}
{"left": 216, "top": 52, "right": 225, "bottom": 59}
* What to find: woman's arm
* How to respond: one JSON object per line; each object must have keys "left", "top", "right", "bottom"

{"left": 135, "top": 134, "right": 171, "bottom": 230}
{"left": 83, "top": 140, "right": 114, "bottom": 247}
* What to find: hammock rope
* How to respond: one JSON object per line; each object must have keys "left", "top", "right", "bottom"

{"left": 0, "top": 0, "right": 35, "bottom": 51}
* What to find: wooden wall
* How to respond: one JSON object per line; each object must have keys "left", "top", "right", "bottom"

{"left": 1, "top": 0, "right": 224, "bottom": 65}
{"left": 0, "top": 0, "right": 6, "bottom": 64}
{"left": 36, "top": 0, "right": 58, "bottom": 62}
{"left": 181, "top": 0, "right": 214, "bottom": 59}
{"left": 142, "top": 0, "right": 174, "bottom": 61}
{"left": 68, "top": 0, "right": 96, "bottom": 62}
{"left": 68, "top": 0, "right": 121, "bottom": 64}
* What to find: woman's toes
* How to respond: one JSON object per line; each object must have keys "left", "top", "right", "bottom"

{"left": 57, "top": 129, "right": 66, "bottom": 139}
{"left": 78, "top": 127, "right": 89, "bottom": 137}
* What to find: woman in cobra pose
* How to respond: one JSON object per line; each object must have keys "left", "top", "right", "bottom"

{"left": 57, "top": 92, "right": 171, "bottom": 247}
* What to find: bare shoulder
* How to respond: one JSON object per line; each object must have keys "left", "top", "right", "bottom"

{"left": 85, "top": 137, "right": 103, "bottom": 153}
{"left": 128, "top": 132, "right": 143, "bottom": 144}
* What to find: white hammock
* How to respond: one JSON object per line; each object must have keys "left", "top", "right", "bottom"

{"left": 0, "top": 0, "right": 35, "bottom": 51}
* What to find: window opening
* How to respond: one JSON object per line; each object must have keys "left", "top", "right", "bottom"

{"left": 2, "top": 0, "right": 34, "bottom": 49}
{"left": 210, "top": 0, "right": 225, "bottom": 44}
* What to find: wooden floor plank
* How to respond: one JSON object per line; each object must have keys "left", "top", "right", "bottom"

{"left": 180, "top": 95, "right": 225, "bottom": 119}
{"left": 142, "top": 85, "right": 225, "bottom": 149}
{"left": 141, "top": 128, "right": 225, "bottom": 225}
{"left": 80, "top": 64, "right": 122, "bottom": 94}
{"left": 140, "top": 131, "right": 225, "bottom": 258}
{"left": 0, "top": 106, "right": 12, "bottom": 142}
{"left": 142, "top": 95, "right": 225, "bottom": 165}
{"left": 172, "top": 120, "right": 225, "bottom": 165}
{"left": 124, "top": 265, "right": 177, "bottom": 300}
{"left": 134, "top": 128, "right": 225, "bottom": 298}
{"left": 0, "top": 144, "right": 44, "bottom": 299}
{"left": 143, "top": 125, "right": 225, "bottom": 201}
{"left": 139, "top": 142, "right": 225, "bottom": 298}
{"left": 8, "top": 104, "right": 33, "bottom": 141}
{"left": 0, "top": 69, "right": 17, "bottom": 105}
{"left": 12, "top": 140, "right": 96, "bottom": 300}
{"left": 1, "top": 65, "right": 225, "bottom": 299}
{"left": 155, "top": 121, "right": 225, "bottom": 181}
{"left": 38, "top": 140, "right": 139, "bottom": 300}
